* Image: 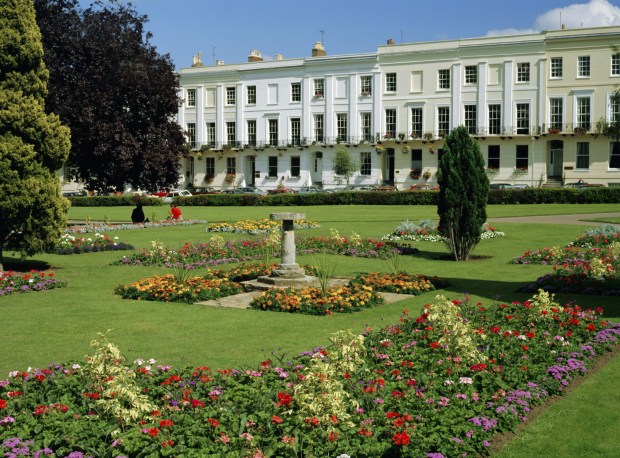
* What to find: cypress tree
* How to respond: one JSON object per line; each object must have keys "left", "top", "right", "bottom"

{"left": 0, "top": 0, "right": 71, "bottom": 270}
{"left": 436, "top": 126, "right": 489, "bottom": 261}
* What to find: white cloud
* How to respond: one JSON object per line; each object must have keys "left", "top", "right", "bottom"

{"left": 487, "top": 0, "right": 620, "bottom": 37}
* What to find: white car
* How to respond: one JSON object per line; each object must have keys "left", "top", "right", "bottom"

{"left": 162, "top": 189, "right": 192, "bottom": 203}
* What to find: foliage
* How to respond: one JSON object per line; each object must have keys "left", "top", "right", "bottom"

{"left": 0, "top": 270, "right": 66, "bottom": 296}
{"left": 437, "top": 126, "right": 490, "bottom": 260}
{"left": 208, "top": 218, "right": 320, "bottom": 234}
{"left": 382, "top": 220, "right": 505, "bottom": 243}
{"left": 0, "top": 293, "right": 618, "bottom": 456}
{"left": 332, "top": 146, "right": 359, "bottom": 185}
{"left": 0, "top": 0, "right": 71, "bottom": 270}
{"left": 66, "top": 219, "right": 208, "bottom": 234}
{"left": 66, "top": 196, "right": 164, "bottom": 207}
{"left": 53, "top": 233, "right": 133, "bottom": 254}
{"left": 34, "top": 0, "right": 186, "bottom": 193}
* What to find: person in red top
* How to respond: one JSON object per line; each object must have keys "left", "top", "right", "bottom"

{"left": 169, "top": 204, "right": 182, "bottom": 221}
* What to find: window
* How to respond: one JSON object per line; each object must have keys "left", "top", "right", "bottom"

{"left": 246, "top": 85, "right": 256, "bottom": 104}
{"left": 336, "top": 113, "right": 348, "bottom": 141}
{"left": 410, "top": 107, "right": 423, "bottom": 139}
{"left": 613, "top": 54, "right": 620, "bottom": 76}
{"left": 464, "top": 105, "right": 477, "bottom": 135}
{"left": 516, "top": 145, "right": 528, "bottom": 171}
{"left": 488, "top": 104, "right": 501, "bottom": 135}
{"left": 438, "top": 69, "right": 450, "bottom": 89}
{"left": 291, "top": 156, "right": 300, "bottom": 177}
{"left": 314, "top": 114, "right": 324, "bottom": 142}
{"left": 385, "top": 109, "right": 396, "bottom": 138}
{"left": 517, "top": 63, "right": 530, "bottom": 82}
{"left": 411, "top": 149, "right": 422, "bottom": 171}
{"left": 290, "top": 118, "right": 301, "bottom": 146}
{"left": 549, "top": 98, "right": 563, "bottom": 130}
{"left": 313, "top": 79, "right": 324, "bottom": 98}
{"left": 360, "top": 151, "right": 371, "bottom": 175}
{"left": 516, "top": 103, "right": 529, "bottom": 134}
{"left": 206, "top": 122, "right": 215, "bottom": 146}
{"left": 291, "top": 82, "right": 301, "bottom": 102}
{"left": 226, "top": 87, "right": 236, "bottom": 105}
{"left": 576, "top": 142, "right": 590, "bottom": 170}
{"left": 268, "top": 119, "right": 278, "bottom": 146}
{"left": 226, "top": 122, "right": 236, "bottom": 145}
{"left": 611, "top": 94, "right": 620, "bottom": 123}
{"left": 488, "top": 145, "right": 500, "bottom": 170}
{"left": 437, "top": 106, "right": 450, "bottom": 135}
{"left": 205, "top": 157, "right": 215, "bottom": 177}
{"left": 465, "top": 65, "right": 478, "bottom": 84}
{"left": 187, "top": 89, "right": 196, "bottom": 107}
{"left": 576, "top": 96, "right": 591, "bottom": 130}
{"left": 226, "top": 157, "right": 236, "bottom": 175}
{"left": 268, "top": 156, "right": 278, "bottom": 177}
{"left": 247, "top": 120, "right": 257, "bottom": 146}
{"left": 186, "top": 123, "right": 196, "bottom": 148}
{"left": 361, "top": 75, "right": 372, "bottom": 96}
{"left": 610, "top": 142, "right": 620, "bottom": 169}
{"left": 385, "top": 73, "right": 397, "bottom": 92}
{"left": 550, "top": 57, "right": 563, "bottom": 78}
{"left": 578, "top": 56, "right": 590, "bottom": 77}
{"left": 360, "top": 112, "right": 372, "bottom": 142}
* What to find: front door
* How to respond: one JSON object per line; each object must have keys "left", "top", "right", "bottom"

{"left": 386, "top": 148, "right": 395, "bottom": 185}
{"left": 548, "top": 140, "right": 563, "bottom": 177}
{"left": 311, "top": 152, "right": 323, "bottom": 185}
{"left": 248, "top": 156, "right": 256, "bottom": 186}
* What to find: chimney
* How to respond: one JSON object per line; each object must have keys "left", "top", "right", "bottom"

{"left": 216, "top": 59, "right": 225, "bottom": 66}
{"left": 248, "top": 50, "right": 263, "bottom": 62}
{"left": 275, "top": 54, "right": 284, "bottom": 61}
{"left": 191, "top": 51, "right": 203, "bottom": 67}
{"left": 312, "top": 41, "right": 326, "bottom": 57}
{"left": 387, "top": 38, "right": 395, "bottom": 45}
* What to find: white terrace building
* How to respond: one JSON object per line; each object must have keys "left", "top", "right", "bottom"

{"left": 177, "top": 26, "right": 620, "bottom": 191}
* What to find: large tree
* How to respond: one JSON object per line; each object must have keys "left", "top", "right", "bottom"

{"left": 0, "top": 0, "right": 71, "bottom": 270}
{"left": 34, "top": 0, "right": 186, "bottom": 193}
{"left": 436, "top": 126, "right": 489, "bottom": 261}
{"left": 332, "top": 147, "right": 358, "bottom": 186}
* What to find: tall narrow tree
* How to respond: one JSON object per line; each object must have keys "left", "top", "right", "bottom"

{"left": 0, "top": 0, "right": 71, "bottom": 270}
{"left": 436, "top": 126, "right": 489, "bottom": 261}
{"left": 34, "top": 0, "right": 186, "bottom": 193}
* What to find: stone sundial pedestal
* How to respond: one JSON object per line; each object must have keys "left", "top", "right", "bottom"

{"left": 256, "top": 212, "right": 318, "bottom": 288}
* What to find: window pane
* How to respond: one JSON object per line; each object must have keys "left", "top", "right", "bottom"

{"left": 488, "top": 145, "right": 500, "bottom": 169}
{"left": 576, "top": 142, "right": 589, "bottom": 170}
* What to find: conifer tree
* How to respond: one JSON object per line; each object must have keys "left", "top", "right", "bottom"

{"left": 436, "top": 126, "right": 489, "bottom": 261}
{"left": 0, "top": 0, "right": 71, "bottom": 270}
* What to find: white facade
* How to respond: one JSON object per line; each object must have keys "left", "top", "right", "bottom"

{"left": 178, "top": 27, "right": 620, "bottom": 191}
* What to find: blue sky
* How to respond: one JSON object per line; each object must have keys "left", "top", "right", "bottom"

{"left": 89, "top": 0, "right": 620, "bottom": 69}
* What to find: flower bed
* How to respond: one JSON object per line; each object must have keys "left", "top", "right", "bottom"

{"left": 113, "top": 235, "right": 400, "bottom": 269}
{"left": 115, "top": 274, "right": 244, "bottom": 303}
{"left": 249, "top": 283, "right": 383, "bottom": 315}
{"left": 66, "top": 219, "right": 209, "bottom": 234}
{"left": 53, "top": 233, "right": 134, "bottom": 255}
{"left": 0, "top": 271, "right": 66, "bottom": 297}
{"left": 0, "top": 291, "right": 618, "bottom": 457}
{"left": 382, "top": 220, "right": 505, "bottom": 243}
{"left": 208, "top": 218, "right": 319, "bottom": 234}
{"left": 515, "top": 226, "right": 620, "bottom": 295}
{"left": 349, "top": 271, "right": 448, "bottom": 294}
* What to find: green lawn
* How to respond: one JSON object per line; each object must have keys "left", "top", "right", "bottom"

{"left": 3, "top": 203, "right": 620, "bottom": 457}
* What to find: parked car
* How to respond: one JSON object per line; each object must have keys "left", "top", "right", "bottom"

{"left": 191, "top": 186, "right": 221, "bottom": 195}
{"left": 298, "top": 186, "right": 324, "bottom": 194}
{"left": 266, "top": 188, "right": 296, "bottom": 195}
{"left": 405, "top": 183, "right": 439, "bottom": 191}
{"left": 161, "top": 189, "right": 192, "bottom": 203}
{"left": 230, "top": 186, "right": 268, "bottom": 196}
{"left": 339, "top": 185, "right": 375, "bottom": 192}
{"left": 371, "top": 185, "right": 399, "bottom": 192}
{"left": 564, "top": 182, "right": 605, "bottom": 189}
{"left": 489, "top": 183, "right": 513, "bottom": 189}
{"left": 62, "top": 190, "right": 87, "bottom": 197}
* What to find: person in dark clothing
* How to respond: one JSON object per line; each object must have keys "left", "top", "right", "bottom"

{"left": 131, "top": 203, "right": 145, "bottom": 223}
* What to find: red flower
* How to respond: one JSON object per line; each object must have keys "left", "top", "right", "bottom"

{"left": 392, "top": 431, "right": 411, "bottom": 445}
{"left": 329, "top": 431, "right": 339, "bottom": 442}
{"left": 526, "top": 332, "right": 535, "bottom": 339}
{"left": 359, "top": 428, "right": 373, "bottom": 437}
{"left": 490, "top": 326, "right": 501, "bottom": 334}
{"left": 470, "top": 363, "right": 488, "bottom": 372}
{"left": 586, "top": 323, "right": 596, "bottom": 331}
{"left": 386, "top": 411, "right": 400, "bottom": 419}
{"left": 191, "top": 399, "right": 205, "bottom": 408}
{"left": 159, "top": 419, "right": 174, "bottom": 428}
{"left": 34, "top": 405, "right": 49, "bottom": 415}
{"left": 521, "top": 345, "right": 529, "bottom": 352}
{"left": 277, "top": 391, "right": 292, "bottom": 407}
{"left": 207, "top": 418, "right": 220, "bottom": 427}
{"left": 148, "top": 427, "right": 160, "bottom": 437}
{"left": 271, "top": 415, "right": 284, "bottom": 424}
{"left": 161, "top": 440, "right": 174, "bottom": 447}
{"left": 304, "top": 416, "right": 320, "bottom": 426}
{"left": 0, "top": 400, "right": 6, "bottom": 409}
{"left": 429, "top": 341, "right": 440, "bottom": 349}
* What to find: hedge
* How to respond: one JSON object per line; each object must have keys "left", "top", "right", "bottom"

{"left": 67, "top": 187, "right": 620, "bottom": 207}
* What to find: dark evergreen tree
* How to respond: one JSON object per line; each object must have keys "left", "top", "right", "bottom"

{"left": 436, "top": 126, "right": 489, "bottom": 261}
{"left": 0, "top": 0, "right": 71, "bottom": 270}
{"left": 34, "top": 0, "right": 186, "bottom": 193}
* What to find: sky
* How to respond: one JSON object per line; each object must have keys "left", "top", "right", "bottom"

{"left": 80, "top": 0, "right": 620, "bottom": 69}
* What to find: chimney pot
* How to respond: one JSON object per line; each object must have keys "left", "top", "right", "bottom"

{"left": 275, "top": 53, "right": 284, "bottom": 60}
{"left": 248, "top": 49, "right": 263, "bottom": 62}
{"left": 387, "top": 38, "right": 395, "bottom": 45}
{"left": 312, "top": 41, "right": 326, "bottom": 57}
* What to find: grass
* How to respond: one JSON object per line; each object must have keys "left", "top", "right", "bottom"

{"left": 3, "top": 203, "right": 620, "bottom": 456}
